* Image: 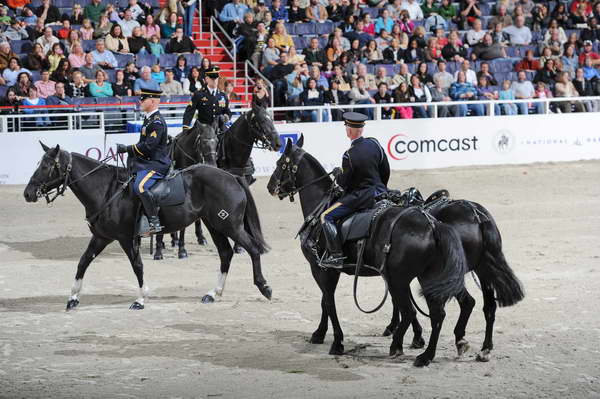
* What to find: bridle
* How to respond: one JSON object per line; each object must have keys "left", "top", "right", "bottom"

{"left": 172, "top": 127, "right": 218, "bottom": 165}
{"left": 35, "top": 151, "right": 112, "bottom": 204}
{"left": 229, "top": 110, "right": 277, "bottom": 151}
{"left": 271, "top": 149, "right": 334, "bottom": 202}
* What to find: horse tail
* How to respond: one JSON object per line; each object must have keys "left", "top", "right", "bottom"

{"left": 421, "top": 220, "right": 468, "bottom": 303}
{"left": 477, "top": 214, "right": 525, "bottom": 307}
{"left": 235, "top": 176, "right": 270, "bottom": 254}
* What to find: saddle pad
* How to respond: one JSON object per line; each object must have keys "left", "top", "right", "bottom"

{"left": 339, "top": 208, "right": 378, "bottom": 243}
{"left": 150, "top": 173, "right": 185, "bottom": 207}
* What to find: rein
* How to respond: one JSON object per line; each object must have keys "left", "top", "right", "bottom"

{"left": 272, "top": 151, "right": 334, "bottom": 202}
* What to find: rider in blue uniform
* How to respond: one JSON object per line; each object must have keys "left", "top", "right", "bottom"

{"left": 116, "top": 88, "right": 171, "bottom": 236}
{"left": 320, "top": 112, "right": 391, "bottom": 268}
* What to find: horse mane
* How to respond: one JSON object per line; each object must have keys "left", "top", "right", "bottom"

{"left": 300, "top": 149, "right": 333, "bottom": 188}
{"left": 71, "top": 152, "right": 128, "bottom": 173}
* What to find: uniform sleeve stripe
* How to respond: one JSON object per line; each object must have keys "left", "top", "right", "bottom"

{"left": 133, "top": 144, "right": 144, "bottom": 156}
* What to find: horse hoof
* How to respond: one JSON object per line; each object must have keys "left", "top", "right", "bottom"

{"left": 233, "top": 245, "right": 245, "bottom": 254}
{"left": 309, "top": 334, "right": 325, "bottom": 344}
{"left": 159, "top": 241, "right": 166, "bottom": 250}
{"left": 329, "top": 343, "right": 344, "bottom": 356}
{"left": 197, "top": 238, "right": 208, "bottom": 246}
{"left": 382, "top": 326, "right": 394, "bottom": 337}
{"left": 413, "top": 354, "right": 431, "bottom": 367}
{"left": 171, "top": 240, "right": 178, "bottom": 248}
{"left": 66, "top": 299, "right": 79, "bottom": 311}
{"left": 201, "top": 295, "right": 215, "bottom": 304}
{"left": 153, "top": 253, "right": 163, "bottom": 260}
{"left": 410, "top": 336, "right": 426, "bottom": 349}
{"left": 258, "top": 285, "right": 272, "bottom": 300}
{"left": 178, "top": 249, "right": 188, "bottom": 259}
{"left": 389, "top": 345, "right": 404, "bottom": 358}
{"left": 476, "top": 349, "right": 492, "bottom": 362}
{"left": 129, "top": 301, "right": 144, "bottom": 310}
{"left": 456, "top": 339, "right": 470, "bottom": 357}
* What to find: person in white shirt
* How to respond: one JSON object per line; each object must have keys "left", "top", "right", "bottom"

{"left": 453, "top": 60, "right": 477, "bottom": 85}
{"left": 466, "top": 18, "right": 486, "bottom": 46}
{"left": 503, "top": 15, "right": 532, "bottom": 46}
{"left": 126, "top": 0, "right": 145, "bottom": 21}
{"left": 119, "top": 9, "right": 141, "bottom": 37}
{"left": 433, "top": 60, "right": 454, "bottom": 89}
{"left": 400, "top": 0, "right": 424, "bottom": 20}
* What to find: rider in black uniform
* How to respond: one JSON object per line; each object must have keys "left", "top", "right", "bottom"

{"left": 320, "top": 112, "right": 391, "bottom": 268}
{"left": 116, "top": 88, "right": 170, "bottom": 236}
{"left": 181, "top": 65, "right": 232, "bottom": 138}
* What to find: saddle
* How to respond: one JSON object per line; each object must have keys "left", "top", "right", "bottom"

{"left": 338, "top": 200, "right": 394, "bottom": 244}
{"left": 148, "top": 170, "right": 186, "bottom": 207}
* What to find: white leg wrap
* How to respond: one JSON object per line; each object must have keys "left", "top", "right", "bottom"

{"left": 69, "top": 279, "right": 83, "bottom": 301}
{"left": 215, "top": 272, "right": 228, "bottom": 296}
{"left": 136, "top": 285, "right": 149, "bottom": 305}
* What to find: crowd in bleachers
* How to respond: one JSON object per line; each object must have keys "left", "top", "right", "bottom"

{"left": 0, "top": 0, "right": 230, "bottom": 117}
{"left": 210, "top": 0, "right": 600, "bottom": 121}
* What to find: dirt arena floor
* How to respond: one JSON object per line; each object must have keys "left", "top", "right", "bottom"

{"left": 1, "top": 160, "right": 599, "bottom": 399}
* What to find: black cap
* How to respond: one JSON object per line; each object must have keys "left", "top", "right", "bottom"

{"left": 139, "top": 88, "right": 162, "bottom": 101}
{"left": 343, "top": 112, "right": 368, "bottom": 128}
{"left": 205, "top": 65, "right": 220, "bottom": 79}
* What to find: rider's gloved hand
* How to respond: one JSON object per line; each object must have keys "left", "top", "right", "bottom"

{"left": 116, "top": 144, "right": 128, "bottom": 154}
{"left": 332, "top": 167, "right": 343, "bottom": 178}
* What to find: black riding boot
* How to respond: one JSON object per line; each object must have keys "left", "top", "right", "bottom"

{"left": 321, "top": 220, "right": 345, "bottom": 269}
{"left": 139, "top": 191, "right": 162, "bottom": 236}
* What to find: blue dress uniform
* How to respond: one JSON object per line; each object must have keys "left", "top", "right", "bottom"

{"left": 320, "top": 112, "right": 390, "bottom": 267}
{"left": 181, "top": 66, "right": 232, "bottom": 133}
{"left": 116, "top": 88, "right": 171, "bottom": 235}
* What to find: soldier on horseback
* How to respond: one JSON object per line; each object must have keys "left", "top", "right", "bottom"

{"left": 116, "top": 88, "right": 171, "bottom": 236}
{"left": 320, "top": 112, "right": 391, "bottom": 268}
{"left": 182, "top": 65, "right": 232, "bottom": 139}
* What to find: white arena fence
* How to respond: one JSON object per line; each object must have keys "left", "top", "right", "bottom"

{"left": 1, "top": 97, "right": 599, "bottom": 184}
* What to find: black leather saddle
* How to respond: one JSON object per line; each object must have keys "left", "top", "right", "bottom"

{"left": 149, "top": 172, "right": 186, "bottom": 206}
{"left": 339, "top": 207, "right": 381, "bottom": 244}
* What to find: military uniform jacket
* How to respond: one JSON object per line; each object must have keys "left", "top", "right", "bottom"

{"left": 129, "top": 110, "right": 171, "bottom": 175}
{"left": 336, "top": 136, "right": 390, "bottom": 210}
{"left": 182, "top": 87, "right": 232, "bottom": 129}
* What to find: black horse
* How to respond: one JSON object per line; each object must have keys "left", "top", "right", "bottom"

{"left": 153, "top": 120, "right": 219, "bottom": 259}
{"left": 382, "top": 200, "right": 525, "bottom": 362}
{"left": 267, "top": 137, "right": 468, "bottom": 367}
{"left": 24, "top": 142, "right": 272, "bottom": 310}
{"left": 154, "top": 104, "right": 281, "bottom": 260}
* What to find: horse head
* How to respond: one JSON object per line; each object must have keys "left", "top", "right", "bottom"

{"left": 24, "top": 141, "right": 72, "bottom": 203}
{"left": 246, "top": 103, "right": 281, "bottom": 152}
{"left": 267, "top": 134, "right": 305, "bottom": 200}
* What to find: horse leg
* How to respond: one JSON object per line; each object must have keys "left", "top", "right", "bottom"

{"left": 388, "top": 284, "right": 416, "bottom": 357}
{"left": 66, "top": 235, "right": 113, "bottom": 311}
{"left": 383, "top": 302, "right": 399, "bottom": 337}
{"left": 454, "top": 287, "right": 476, "bottom": 358}
{"left": 233, "top": 242, "right": 245, "bottom": 254}
{"left": 410, "top": 315, "right": 426, "bottom": 349}
{"left": 201, "top": 225, "right": 234, "bottom": 304}
{"left": 229, "top": 228, "right": 272, "bottom": 300}
{"left": 177, "top": 228, "right": 188, "bottom": 259}
{"left": 319, "top": 270, "right": 344, "bottom": 355}
{"left": 195, "top": 220, "right": 208, "bottom": 245}
{"left": 477, "top": 279, "right": 497, "bottom": 362}
{"left": 414, "top": 296, "right": 447, "bottom": 367}
{"left": 119, "top": 240, "right": 148, "bottom": 310}
{"left": 154, "top": 233, "right": 164, "bottom": 260}
{"left": 170, "top": 232, "right": 178, "bottom": 248}
{"left": 308, "top": 262, "right": 328, "bottom": 344}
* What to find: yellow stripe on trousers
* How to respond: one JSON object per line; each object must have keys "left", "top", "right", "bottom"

{"left": 320, "top": 202, "right": 342, "bottom": 223}
{"left": 138, "top": 170, "right": 156, "bottom": 193}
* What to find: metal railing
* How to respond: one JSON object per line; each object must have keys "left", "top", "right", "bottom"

{"left": 244, "top": 60, "right": 275, "bottom": 109}
{"left": 0, "top": 111, "right": 104, "bottom": 133}
{"left": 210, "top": 16, "right": 237, "bottom": 82}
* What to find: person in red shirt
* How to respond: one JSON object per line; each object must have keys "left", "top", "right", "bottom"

{"left": 570, "top": 0, "right": 592, "bottom": 16}
{"left": 515, "top": 49, "right": 541, "bottom": 71}
{"left": 578, "top": 40, "right": 600, "bottom": 65}
{"left": 57, "top": 19, "right": 71, "bottom": 40}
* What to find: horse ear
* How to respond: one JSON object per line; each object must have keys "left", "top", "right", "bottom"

{"left": 39, "top": 141, "right": 50, "bottom": 152}
{"left": 297, "top": 134, "right": 304, "bottom": 148}
{"left": 284, "top": 138, "right": 293, "bottom": 155}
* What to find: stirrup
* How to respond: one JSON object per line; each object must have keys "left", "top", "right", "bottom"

{"left": 319, "top": 253, "right": 346, "bottom": 269}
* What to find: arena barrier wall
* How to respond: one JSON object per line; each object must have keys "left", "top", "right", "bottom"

{"left": 1, "top": 112, "right": 599, "bottom": 185}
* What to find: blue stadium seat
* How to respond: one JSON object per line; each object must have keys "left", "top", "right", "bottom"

{"left": 505, "top": 46, "right": 519, "bottom": 57}
{"left": 285, "top": 23, "right": 296, "bottom": 35}
{"left": 318, "top": 36, "right": 328, "bottom": 48}
{"left": 316, "top": 21, "right": 334, "bottom": 35}
{"left": 478, "top": 3, "right": 491, "bottom": 15}
{"left": 363, "top": 7, "right": 380, "bottom": 18}
{"left": 136, "top": 54, "right": 158, "bottom": 68}
{"left": 292, "top": 36, "right": 308, "bottom": 49}
{"left": 96, "top": 96, "right": 120, "bottom": 104}
{"left": 168, "top": 95, "right": 191, "bottom": 102}
{"left": 10, "top": 40, "right": 33, "bottom": 54}
{"left": 183, "top": 53, "right": 202, "bottom": 67}
{"left": 159, "top": 54, "right": 178, "bottom": 68}
{"left": 481, "top": 15, "right": 493, "bottom": 29}
{"left": 114, "top": 53, "right": 134, "bottom": 68}
{"left": 73, "top": 98, "right": 97, "bottom": 106}
{"left": 30, "top": 70, "right": 41, "bottom": 81}
{"left": 82, "top": 40, "right": 96, "bottom": 52}
{"left": 0, "top": 86, "right": 8, "bottom": 99}
{"left": 120, "top": 96, "right": 139, "bottom": 104}
{"left": 104, "top": 69, "right": 116, "bottom": 82}
{"left": 296, "top": 23, "right": 316, "bottom": 35}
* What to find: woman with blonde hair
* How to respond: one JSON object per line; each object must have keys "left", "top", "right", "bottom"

{"left": 80, "top": 18, "right": 94, "bottom": 40}
{"left": 69, "top": 3, "right": 84, "bottom": 25}
{"left": 68, "top": 42, "right": 86, "bottom": 68}
{"left": 271, "top": 22, "right": 294, "bottom": 52}
{"left": 288, "top": 46, "right": 305, "bottom": 64}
